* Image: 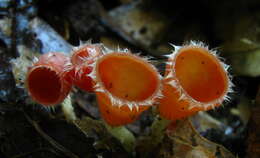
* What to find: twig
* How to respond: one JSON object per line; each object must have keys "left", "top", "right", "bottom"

{"left": 23, "top": 112, "right": 80, "bottom": 158}
{"left": 10, "top": 0, "right": 17, "bottom": 57}
{"left": 10, "top": 148, "right": 60, "bottom": 158}
{"left": 74, "top": 116, "right": 136, "bottom": 153}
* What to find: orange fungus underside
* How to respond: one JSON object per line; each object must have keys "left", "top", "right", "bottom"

{"left": 97, "top": 92, "right": 149, "bottom": 126}
{"left": 71, "top": 45, "right": 101, "bottom": 66}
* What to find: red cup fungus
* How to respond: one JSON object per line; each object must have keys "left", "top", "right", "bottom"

{"left": 26, "top": 52, "right": 72, "bottom": 106}
{"left": 70, "top": 43, "right": 102, "bottom": 92}
{"left": 91, "top": 49, "right": 162, "bottom": 126}
{"left": 159, "top": 41, "right": 232, "bottom": 120}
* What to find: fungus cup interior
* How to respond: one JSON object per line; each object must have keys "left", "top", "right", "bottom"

{"left": 174, "top": 47, "right": 228, "bottom": 103}
{"left": 27, "top": 67, "right": 61, "bottom": 105}
{"left": 97, "top": 53, "right": 159, "bottom": 102}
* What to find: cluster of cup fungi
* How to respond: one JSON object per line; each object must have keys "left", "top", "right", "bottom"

{"left": 24, "top": 41, "right": 232, "bottom": 127}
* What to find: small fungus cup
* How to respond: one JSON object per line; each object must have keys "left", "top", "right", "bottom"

{"left": 91, "top": 50, "right": 162, "bottom": 126}
{"left": 70, "top": 43, "right": 102, "bottom": 92}
{"left": 159, "top": 41, "right": 232, "bottom": 120}
{"left": 26, "top": 52, "right": 72, "bottom": 106}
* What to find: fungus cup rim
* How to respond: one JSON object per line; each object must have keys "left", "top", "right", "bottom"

{"left": 90, "top": 50, "right": 163, "bottom": 110}
{"left": 165, "top": 41, "right": 233, "bottom": 110}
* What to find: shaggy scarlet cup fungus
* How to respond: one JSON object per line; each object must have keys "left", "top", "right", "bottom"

{"left": 26, "top": 52, "right": 72, "bottom": 106}
{"left": 70, "top": 43, "right": 102, "bottom": 92}
{"left": 90, "top": 49, "right": 162, "bottom": 126}
{"left": 97, "top": 92, "right": 150, "bottom": 126}
{"left": 159, "top": 41, "right": 232, "bottom": 120}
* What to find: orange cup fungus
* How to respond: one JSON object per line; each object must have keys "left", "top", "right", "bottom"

{"left": 91, "top": 50, "right": 162, "bottom": 126}
{"left": 26, "top": 52, "right": 72, "bottom": 106}
{"left": 159, "top": 41, "right": 232, "bottom": 121}
{"left": 70, "top": 43, "right": 102, "bottom": 92}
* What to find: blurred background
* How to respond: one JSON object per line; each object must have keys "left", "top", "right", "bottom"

{"left": 0, "top": 0, "right": 260, "bottom": 157}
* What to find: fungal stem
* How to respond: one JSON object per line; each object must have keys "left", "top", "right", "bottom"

{"left": 104, "top": 123, "right": 136, "bottom": 153}
{"left": 149, "top": 116, "right": 171, "bottom": 147}
{"left": 61, "top": 94, "right": 76, "bottom": 122}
